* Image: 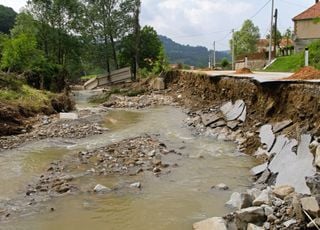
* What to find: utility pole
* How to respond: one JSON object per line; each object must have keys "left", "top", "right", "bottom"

{"left": 268, "top": 0, "right": 274, "bottom": 64}
{"left": 232, "top": 29, "right": 235, "bottom": 70}
{"left": 213, "top": 41, "right": 216, "bottom": 69}
{"left": 274, "top": 8, "right": 278, "bottom": 58}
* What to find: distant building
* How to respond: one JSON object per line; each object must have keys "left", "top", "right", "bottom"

{"left": 292, "top": 0, "right": 320, "bottom": 52}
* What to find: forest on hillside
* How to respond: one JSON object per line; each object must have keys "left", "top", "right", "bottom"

{"left": 159, "top": 35, "right": 231, "bottom": 68}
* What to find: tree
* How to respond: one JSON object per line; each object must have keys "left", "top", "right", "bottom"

{"left": 0, "top": 5, "right": 17, "bottom": 34}
{"left": 1, "top": 33, "right": 45, "bottom": 72}
{"left": 119, "top": 26, "right": 164, "bottom": 73}
{"left": 308, "top": 40, "right": 320, "bottom": 69}
{"left": 283, "top": 28, "right": 292, "bottom": 47}
{"left": 230, "top": 20, "right": 260, "bottom": 56}
{"left": 266, "top": 26, "right": 282, "bottom": 48}
{"left": 221, "top": 58, "right": 229, "bottom": 69}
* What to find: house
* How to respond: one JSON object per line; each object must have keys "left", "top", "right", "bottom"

{"left": 292, "top": 0, "right": 320, "bottom": 52}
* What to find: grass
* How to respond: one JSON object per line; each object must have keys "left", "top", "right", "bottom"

{"left": 265, "top": 53, "right": 303, "bottom": 72}
{"left": 80, "top": 74, "right": 97, "bottom": 80}
{"left": 0, "top": 73, "right": 54, "bottom": 110}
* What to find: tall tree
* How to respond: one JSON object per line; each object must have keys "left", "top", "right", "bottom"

{"left": 230, "top": 20, "right": 260, "bottom": 57}
{"left": 0, "top": 5, "right": 17, "bottom": 34}
{"left": 133, "top": 0, "right": 141, "bottom": 80}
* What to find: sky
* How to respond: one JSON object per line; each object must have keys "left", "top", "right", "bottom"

{"left": 1, "top": 0, "right": 317, "bottom": 50}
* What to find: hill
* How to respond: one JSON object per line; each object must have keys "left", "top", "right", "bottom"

{"left": 159, "top": 35, "right": 231, "bottom": 68}
{"left": 0, "top": 5, "right": 17, "bottom": 34}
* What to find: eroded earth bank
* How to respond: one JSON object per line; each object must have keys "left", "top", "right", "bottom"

{"left": 0, "top": 71, "right": 320, "bottom": 229}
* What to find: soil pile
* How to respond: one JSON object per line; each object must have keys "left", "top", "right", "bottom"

{"left": 235, "top": 68, "right": 253, "bottom": 74}
{"left": 285, "top": 66, "right": 320, "bottom": 80}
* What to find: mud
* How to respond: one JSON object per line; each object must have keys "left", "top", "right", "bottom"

{"left": 0, "top": 93, "right": 75, "bottom": 137}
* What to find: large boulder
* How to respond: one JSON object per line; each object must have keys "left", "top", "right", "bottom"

{"left": 272, "top": 185, "right": 295, "bottom": 199}
{"left": 235, "top": 207, "right": 266, "bottom": 229}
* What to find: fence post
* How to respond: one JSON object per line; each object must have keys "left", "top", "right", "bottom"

{"left": 305, "top": 48, "right": 309, "bottom": 67}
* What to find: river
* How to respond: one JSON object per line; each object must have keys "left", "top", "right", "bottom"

{"left": 0, "top": 91, "right": 256, "bottom": 230}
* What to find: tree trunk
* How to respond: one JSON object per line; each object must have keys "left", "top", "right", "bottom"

{"left": 133, "top": 0, "right": 141, "bottom": 81}
{"left": 109, "top": 34, "right": 118, "bottom": 69}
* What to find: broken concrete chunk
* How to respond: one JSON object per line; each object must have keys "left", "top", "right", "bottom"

{"left": 201, "top": 113, "right": 222, "bottom": 127}
{"left": 250, "top": 162, "right": 268, "bottom": 176}
{"left": 193, "top": 217, "right": 227, "bottom": 230}
{"left": 210, "top": 120, "right": 226, "bottom": 128}
{"left": 259, "top": 125, "right": 275, "bottom": 151}
{"left": 238, "top": 106, "right": 247, "bottom": 122}
{"left": 220, "top": 100, "right": 246, "bottom": 121}
{"left": 273, "top": 135, "right": 315, "bottom": 194}
{"left": 269, "top": 135, "right": 288, "bottom": 156}
{"left": 300, "top": 197, "right": 320, "bottom": 217}
{"left": 256, "top": 170, "right": 271, "bottom": 185}
{"left": 272, "top": 120, "right": 293, "bottom": 133}
{"left": 227, "top": 120, "right": 240, "bottom": 130}
{"left": 59, "top": 112, "right": 78, "bottom": 120}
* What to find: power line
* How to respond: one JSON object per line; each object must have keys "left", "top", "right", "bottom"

{"left": 249, "top": 0, "right": 272, "bottom": 20}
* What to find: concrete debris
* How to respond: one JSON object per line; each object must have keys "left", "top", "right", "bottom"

{"left": 220, "top": 100, "right": 246, "bottom": 121}
{"left": 269, "top": 135, "right": 289, "bottom": 157}
{"left": 250, "top": 162, "right": 268, "bottom": 176}
{"left": 267, "top": 135, "right": 315, "bottom": 194}
{"left": 193, "top": 217, "right": 227, "bottom": 230}
{"left": 272, "top": 120, "right": 293, "bottom": 133}
{"left": 259, "top": 125, "right": 275, "bottom": 151}
{"left": 201, "top": 113, "right": 222, "bottom": 127}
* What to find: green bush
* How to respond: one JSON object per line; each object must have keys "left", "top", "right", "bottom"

{"left": 308, "top": 39, "right": 320, "bottom": 69}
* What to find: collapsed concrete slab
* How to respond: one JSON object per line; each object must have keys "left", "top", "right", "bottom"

{"left": 272, "top": 120, "right": 293, "bottom": 133}
{"left": 269, "top": 135, "right": 316, "bottom": 194}
{"left": 220, "top": 100, "right": 246, "bottom": 121}
{"left": 259, "top": 125, "right": 275, "bottom": 151}
{"left": 200, "top": 113, "right": 222, "bottom": 127}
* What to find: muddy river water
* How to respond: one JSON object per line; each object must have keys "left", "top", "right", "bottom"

{"left": 0, "top": 91, "right": 256, "bottom": 230}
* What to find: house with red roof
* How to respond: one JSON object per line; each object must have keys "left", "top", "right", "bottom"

{"left": 292, "top": 0, "right": 320, "bottom": 52}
